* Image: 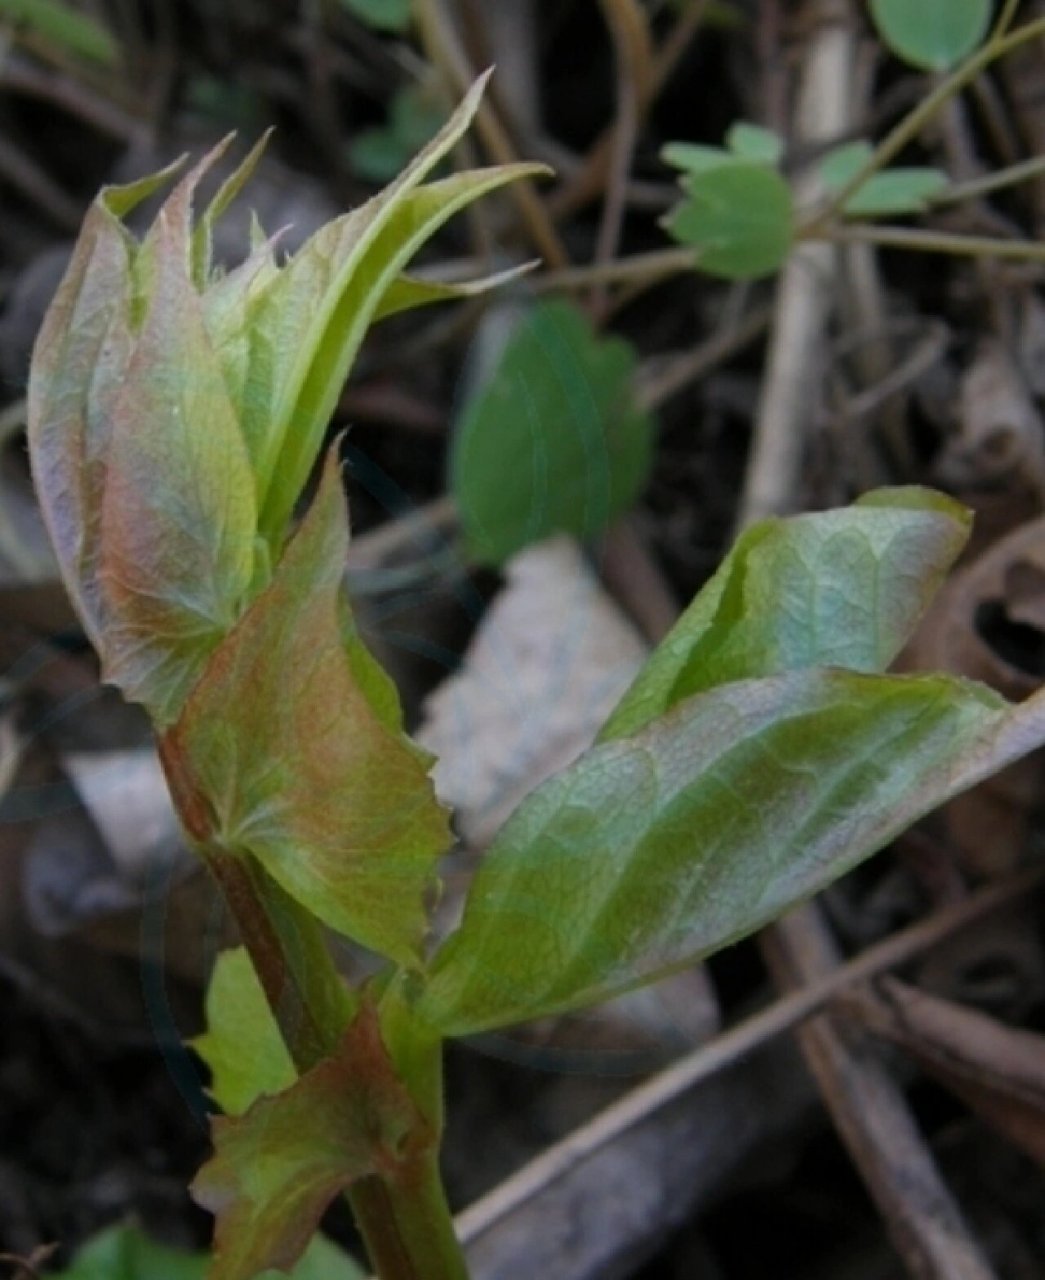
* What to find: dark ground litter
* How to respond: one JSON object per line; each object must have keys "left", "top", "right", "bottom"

{"left": 2, "top": 1, "right": 1045, "bottom": 1277}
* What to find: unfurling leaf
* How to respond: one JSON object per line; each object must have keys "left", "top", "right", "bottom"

{"left": 193, "top": 1002, "right": 425, "bottom": 1280}
{"left": 602, "top": 487, "right": 971, "bottom": 738}
{"left": 419, "top": 667, "right": 1010, "bottom": 1035}
{"left": 451, "top": 300, "right": 655, "bottom": 565}
{"left": 161, "top": 455, "right": 450, "bottom": 965}
{"left": 29, "top": 74, "right": 541, "bottom": 728}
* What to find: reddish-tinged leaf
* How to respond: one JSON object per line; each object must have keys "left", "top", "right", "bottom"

{"left": 161, "top": 452, "right": 450, "bottom": 964}
{"left": 97, "top": 153, "right": 259, "bottom": 726}
{"left": 193, "top": 1002, "right": 425, "bottom": 1280}
{"left": 27, "top": 166, "right": 181, "bottom": 651}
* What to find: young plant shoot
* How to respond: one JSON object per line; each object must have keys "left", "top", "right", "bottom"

{"left": 27, "top": 75, "right": 1045, "bottom": 1280}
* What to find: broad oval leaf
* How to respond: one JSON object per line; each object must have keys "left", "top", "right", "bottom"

{"left": 666, "top": 161, "right": 794, "bottom": 279}
{"left": 418, "top": 667, "right": 1009, "bottom": 1036}
{"left": 869, "top": 0, "right": 993, "bottom": 72}
{"left": 161, "top": 453, "right": 450, "bottom": 965}
{"left": 601, "top": 487, "right": 971, "bottom": 739}
{"left": 451, "top": 300, "right": 655, "bottom": 566}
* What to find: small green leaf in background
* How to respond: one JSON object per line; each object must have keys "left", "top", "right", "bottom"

{"left": 725, "top": 121, "right": 784, "bottom": 165}
{"left": 338, "top": 0, "right": 412, "bottom": 31}
{"left": 451, "top": 300, "right": 654, "bottom": 566}
{"left": 869, "top": 0, "right": 993, "bottom": 72}
{"left": 349, "top": 85, "right": 446, "bottom": 183}
{"left": 665, "top": 161, "right": 794, "bottom": 278}
{"left": 819, "top": 140, "right": 948, "bottom": 217}
{"left": 662, "top": 120, "right": 783, "bottom": 176}
{"left": 193, "top": 947, "right": 295, "bottom": 1116}
{"left": 52, "top": 1222, "right": 363, "bottom": 1280}
{"left": 0, "top": 0, "right": 118, "bottom": 64}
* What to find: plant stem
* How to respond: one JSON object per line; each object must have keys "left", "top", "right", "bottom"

{"left": 199, "top": 848, "right": 469, "bottom": 1279}
{"left": 802, "top": 13, "right": 1045, "bottom": 236}
{"left": 818, "top": 222, "right": 1045, "bottom": 263}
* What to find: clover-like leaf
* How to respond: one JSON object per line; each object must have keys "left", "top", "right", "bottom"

{"left": 819, "top": 140, "right": 948, "bottom": 218}
{"left": 725, "top": 121, "right": 784, "bottom": 165}
{"left": 418, "top": 667, "right": 1010, "bottom": 1036}
{"left": 666, "top": 161, "right": 794, "bottom": 279}
{"left": 451, "top": 299, "right": 655, "bottom": 565}
{"left": 160, "top": 453, "right": 450, "bottom": 964}
{"left": 601, "top": 487, "right": 971, "bottom": 738}
{"left": 193, "top": 1001, "right": 424, "bottom": 1280}
{"left": 870, "top": 0, "right": 993, "bottom": 72}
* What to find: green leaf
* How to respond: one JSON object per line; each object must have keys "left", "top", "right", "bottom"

{"left": 193, "top": 947, "right": 296, "bottom": 1116}
{"left": 601, "top": 488, "right": 971, "bottom": 739}
{"left": 193, "top": 1003, "right": 423, "bottom": 1280}
{"left": 666, "top": 161, "right": 794, "bottom": 279}
{"left": 160, "top": 453, "right": 450, "bottom": 965}
{"left": 451, "top": 300, "right": 655, "bottom": 566}
{"left": 661, "top": 141, "right": 737, "bottom": 174}
{"left": 28, "top": 168, "right": 176, "bottom": 656}
{"left": 95, "top": 156, "right": 259, "bottom": 727}
{"left": 819, "top": 140, "right": 948, "bottom": 217}
{"left": 0, "top": 0, "right": 119, "bottom": 63}
{"left": 250, "top": 71, "right": 548, "bottom": 548}
{"left": 869, "top": 0, "right": 993, "bottom": 71}
{"left": 52, "top": 1223, "right": 363, "bottom": 1280}
{"left": 418, "top": 667, "right": 1009, "bottom": 1036}
{"left": 726, "top": 121, "right": 784, "bottom": 165}
{"left": 338, "top": 0, "right": 412, "bottom": 31}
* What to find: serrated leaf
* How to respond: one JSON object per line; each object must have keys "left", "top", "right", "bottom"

{"left": 339, "top": 0, "right": 412, "bottom": 31}
{"left": 96, "top": 161, "right": 259, "bottom": 726}
{"left": 0, "top": 0, "right": 119, "bottom": 64}
{"left": 666, "top": 161, "right": 793, "bottom": 279}
{"left": 27, "top": 165, "right": 182, "bottom": 654}
{"left": 160, "top": 453, "right": 450, "bottom": 964}
{"left": 869, "top": 0, "right": 992, "bottom": 72}
{"left": 726, "top": 121, "right": 784, "bottom": 165}
{"left": 193, "top": 1002, "right": 424, "bottom": 1280}
{"left": 418, "top": 667, "right": 1010, "bottom": 1036}
{"left": 193, "top": 947, "right": 296, "bottom": 1116}
{"left": 601, "top": 488, "right": 971, "bottom": 738}
{"left": 451, "top": 300, "right": 655, "bottom": 566}
{"left": 819, "top": 140, "right": 947, "bottom": 217}
{"left": 246, "top": 71, "right": 547, "bottom": 547}
{"left": 52, "top": 1222, "right": 364, "bottom": 1280}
